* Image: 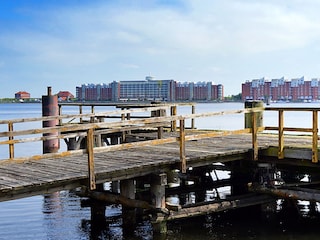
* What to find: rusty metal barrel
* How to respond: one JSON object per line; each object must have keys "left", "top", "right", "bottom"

{"left": 42, "top": 87, "right": 60, "bottom": 153}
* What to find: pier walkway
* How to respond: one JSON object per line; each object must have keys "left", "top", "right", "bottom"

{"left": 0, "top": 133, "right": 279, "bottom": 201}
{"left": 1, "top": 102, "right": 320, "bottom": 227}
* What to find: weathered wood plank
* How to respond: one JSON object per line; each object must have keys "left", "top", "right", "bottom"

{"left": 0, "top": 132, "right": 318, "bottom": 202}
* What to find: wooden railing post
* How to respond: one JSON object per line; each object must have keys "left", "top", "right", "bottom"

{"left": 171, "top": 106, "right": 177, "bottom": 132}
{"left": 90, "top": 105, "right": 95, "bottom": 123}
{"left": 180, "top": 119, "right": 186, "bottom": 173}
{"left": 121, "top": 108, "right": 126, "bottom": 143}
{"left": 8, "top": 122, "right": 14, "bottom": 160}
{"left": 278, "top": 110, "right": 284, "bottom": 159}
{"left": 87, "top": 128, "right": 96, "bottom": 190}
{"left": 312, "top": 110, "right": 318, "bottom": 163}
{"left": 191, "top": 105, "right": 195, "bottom": 129}
{"left": 58, "top": 105, "right": 62, "bottom": 126}
{"left": 79, "top": 105, "right": 83, "bottom": 123}
{"left": 157, "top": 109, "right": 164, "bottom": 139}
{"left": 251, "top": 110, "right": 258, "bottom": 160}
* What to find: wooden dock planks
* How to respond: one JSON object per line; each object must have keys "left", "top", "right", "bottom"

{"left": 0, "top": 133, "right": 317, "bottom": 202}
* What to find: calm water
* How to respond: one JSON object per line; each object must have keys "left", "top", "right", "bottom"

{"left": 1, "top": 102, "right": 320, "bottom": 239}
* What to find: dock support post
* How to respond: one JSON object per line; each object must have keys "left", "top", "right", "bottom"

{"left": 111, "top": 135, "right": 119, "bottom": 193}
{"left": 120, "top": 179, "right": 136, "bottom": 231}
{"left": 90, "top": 184, "right": 106, "bottom": 230}
{"left": 65, "top": 136, "right": 84, "bottom": 150}
{"left": 180, "top": 119, "right": 186, "bottom": 173}
{"left": 230, "top": 161, "right": 252, "bottom": 196}
{"left": 151, "top": 173, "right": 167, "bottom": 235}
{"left": 245, "top": 100, "right": 263, "bottom": 161}
{"left": 252, "top": 110, "right": 258, "bottom": 160}
{"left": 42, "top": 86, "right": 60, "bottom": 154}
{"left": 278, "top": 110, "right": 284, "bottom": 159}
{"left": 244, "top": 100, "right": 263, "bottom": 129}
{"left": 87, "top": 128, "right": 96, "bottom": 190}
{"left": 312, "top": 110, "right": 318, "bottom": 163}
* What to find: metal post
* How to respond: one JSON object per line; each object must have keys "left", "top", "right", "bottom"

{"left": 42, "top": 86, "right": 59, "bottom": 154}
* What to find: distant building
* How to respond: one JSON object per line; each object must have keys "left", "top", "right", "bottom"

{"left": 76, "top": 76, "right": 224, "bottom": 102}
{"left": 175, "top": 81, "right": 223, "bottom": 101}
{"left": 57, "top": 91, "right": 74, "bottom": 101}
{"left": 242, "top": 76, "right": 320, "bottom": 101}
{"left": 117, "top": 76, "right": 175, "bottom": 101}
{"left": 15, "top": 91, "right": 30, "bottom": 100}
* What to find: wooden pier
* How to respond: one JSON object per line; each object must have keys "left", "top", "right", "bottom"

{"left": 1, "top": 99, "right": 320, "bottom": 234}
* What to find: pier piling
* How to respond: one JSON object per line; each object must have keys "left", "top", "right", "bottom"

{"left": 42, "top": 86, "right": 59, "bottom": 153}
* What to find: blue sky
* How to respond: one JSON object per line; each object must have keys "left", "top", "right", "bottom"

{"left": 1, "top": 0, "right": 320, "bottom": 98}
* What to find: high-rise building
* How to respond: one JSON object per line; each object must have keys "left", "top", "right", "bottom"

{"left": 76, "top": 76, "right": 224, "bottom": 102}
{"left": 242, "top": 77, "right": 320, "bottom": 101}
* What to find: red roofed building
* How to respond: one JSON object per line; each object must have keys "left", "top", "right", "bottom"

{"left": 15, "top": 91, "right": 30, "bottom": 99}
{"left": 57, "top": 91, "right": 74, "bottom": 101}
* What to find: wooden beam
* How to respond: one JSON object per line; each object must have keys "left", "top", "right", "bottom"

{"left": 250, "top": 185, "right": 320, "bottom": 202}
{"left": 166, "top": 194, "right": 273, "bottom": 221}
{"left": 312, "top": 110, "right": 318, "bottom": 163}
{"left": 252, "top": 111, "right": 258, "bottom": 160}
{"left": 8, "top": 122, "right": 14, "bottom": 160}
{"left": 171, "top": 106, "right": 177, "bottom": 132}
{"left": 87, "top": 128, "right": 96, "bottom": 190}
{"left": 79, "top": 189, "right": 155, "bottom": 210}
{"left": 180, "top": 119, "right": 186, "bottom": 173}
{"left": 278, "top": 110, "right": 284, "bottom": 159}
{"left": 191, "top": 105, "right": 195, "bottom": 129}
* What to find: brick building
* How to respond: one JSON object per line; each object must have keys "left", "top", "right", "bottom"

{"left": 57, "top": 91, "right": 74, "bottom": 101}
{"left": 76, "top": 77, "right": 224, "bottom": 102}
{"left": 242, "top": 77, "right": 320, "bottom": 102}
{"left": 15, "top": 91, "right": 30, "bottom": 100}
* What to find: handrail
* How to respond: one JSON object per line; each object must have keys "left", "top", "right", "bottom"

{"left": 0, "top": 105, "right": 260, "bottom": 190}
{"left": 264, "top": 107, "right": 318, "bottom": 163}
{"left": 3, "top": 103, "right": 320, "bottom": 189}
{"left": 1, "top": 106, "right": 318, "bottom": 163}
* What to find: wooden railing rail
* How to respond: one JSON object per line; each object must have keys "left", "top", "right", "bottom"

{"left": 264, "top": 107, "right": 319, "bottom": 163}
{"left": 0, "top": 105, "right": 264, "bottom": 189}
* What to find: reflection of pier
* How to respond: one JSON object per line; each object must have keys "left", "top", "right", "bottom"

{"left": 1, "top": 91, "right": 320, "bottom": 234}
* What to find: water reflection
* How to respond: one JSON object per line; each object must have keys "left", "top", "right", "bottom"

{"left": 32, "top": 170, "right": 320, "bottom": 239}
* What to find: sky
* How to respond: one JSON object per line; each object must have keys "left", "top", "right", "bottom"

{"left": 1, "top": 0, "right": 320, "bottom": 98}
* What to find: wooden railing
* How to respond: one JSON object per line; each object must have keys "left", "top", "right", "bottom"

{"left": 1, "top": 104, "right": 319, "bottom": 189}
{"left": 264, "top": 107, "right": 319, "bottom": 163}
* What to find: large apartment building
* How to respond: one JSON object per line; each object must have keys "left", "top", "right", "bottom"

{"left": 76, "top": 76, "right": 224, "bottom": 102}
{"left": 242, "top": 76, "right": 320, "bottom": 102}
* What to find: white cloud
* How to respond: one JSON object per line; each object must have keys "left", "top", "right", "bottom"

{"left": 4, "top": 1, "right": 320, "bottom": 62}
{"left": 2, "top": 0, "right": 320, "bottom": 97}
